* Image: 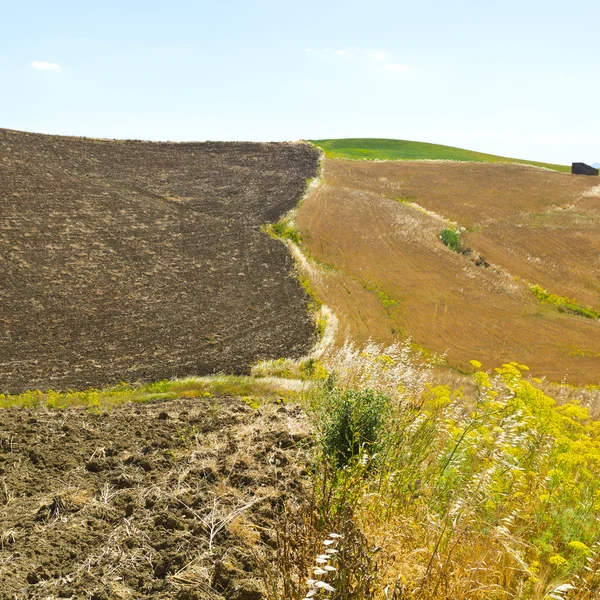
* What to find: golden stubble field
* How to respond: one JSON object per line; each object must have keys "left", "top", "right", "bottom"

{"left": 296, "top": 159, "right": 600, "bottom": 384}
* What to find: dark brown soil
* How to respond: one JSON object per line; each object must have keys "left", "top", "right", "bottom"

{"left": 0, "top": 396, "right": 311, "bottom": 598}
{"left": 0, "top": 129, "right": 320, "bottom": 393}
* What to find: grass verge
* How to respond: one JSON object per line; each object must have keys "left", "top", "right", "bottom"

{"left": 265, "top": 218, "right": 302, "bottom": 245}
{"left": 0, "top": 375, "right": 301, "bottom": 410}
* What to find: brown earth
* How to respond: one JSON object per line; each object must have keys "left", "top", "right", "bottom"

{"left": 296, "top": 159, "right": 600, "bottom": 384}
{"left": 0, "top": 396, "right": 310, "bottom": 599}
{"left": 0, "top": 129, "right": 319, "bottom": 394}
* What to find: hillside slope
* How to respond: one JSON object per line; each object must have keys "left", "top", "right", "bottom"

{"left": 296, "top": 158, "right": 600, "bottom": 384}
{"left": 0, "top": 129, "right": 319, "bottom": 393}
{"left": 311, "top": 138, "right": 570, "bottom": 172}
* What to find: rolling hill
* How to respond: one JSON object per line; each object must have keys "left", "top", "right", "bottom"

{"left": 0, "top": 128, "right": 319, "bottom": 393}
{"left": 2, "top": 131, "right": 600, "bottom": 599}
{"left": 296, "top": 148, "right": 600, "bottom": 384}
{"left": 311, "top": 138, "right": 571, "bottom": 172}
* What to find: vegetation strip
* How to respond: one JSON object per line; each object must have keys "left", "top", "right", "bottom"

{"left": 0, "top": 375, "right": 301, "bottom": 410}
{"left": 531, "top": 284, "right": 600, "bottom": 319}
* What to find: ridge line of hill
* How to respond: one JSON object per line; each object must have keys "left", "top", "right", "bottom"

{"left": 0, "top": 126, "right": 314, "bottom": 148}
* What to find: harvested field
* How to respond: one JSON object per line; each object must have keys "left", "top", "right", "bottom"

{"left": 296, "top": 158, "right": 600, "bottom": 384}
{"left": 0, "top": 129, "right": 319, "bottom": 393}
{"left": 0, "top": 395, "right": 310, "bottom": 599}
{"left": 323, "top": 159, "right": 600, "bottom": 310}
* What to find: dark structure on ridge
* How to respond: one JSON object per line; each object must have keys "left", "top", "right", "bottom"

{"left": 572, "top": 162, "right": 599, "bottom": 176}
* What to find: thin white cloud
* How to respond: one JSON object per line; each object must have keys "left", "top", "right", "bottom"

{"left": 383, "top": 63, "right": 409, "bottom": 73}
{"left": 373, "top": 52, "right": 386, "bottom": 62}
{"left": 335, "top": 49, "right": 348, "bottom": 56}
{"left": 30, "top": 60, "right": 62, "bottom": 72}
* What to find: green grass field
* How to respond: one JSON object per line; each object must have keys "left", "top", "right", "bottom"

{"left": 310, "top": 138, "right": 570, "bottom": 172}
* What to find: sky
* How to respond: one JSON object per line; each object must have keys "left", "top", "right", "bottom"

{"left": 1, "top": 0, "right": 599, "bottom": 165}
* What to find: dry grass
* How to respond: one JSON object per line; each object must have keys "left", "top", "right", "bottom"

{"left": 321, "top": 159, "right": 600, "bottom": 312}
{"left": 262, "top": 343, "right": 600, "bottom": 600}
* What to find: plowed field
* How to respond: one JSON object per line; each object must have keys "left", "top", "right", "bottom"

{"left": 296, "top": 159, "right": 600, "bottom": 384}
{"left": 0, "top": 129, "right": 319, "bottom": 393}
{"left": 0, "top": 395, "right": 310, "bottom": 599}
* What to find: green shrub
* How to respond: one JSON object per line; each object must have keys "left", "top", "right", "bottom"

{"left": 270, "top": 220, "right": 302, "bottom": 245}
{"left": 439, "top": 228, "right": 462, "bottom": 252}
{"left": 319, "top": 388, "right": 391, "bottom": 467}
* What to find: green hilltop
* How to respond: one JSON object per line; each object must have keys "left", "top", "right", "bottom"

{"left": 310, "top": 138, "right": 570, "bottom": 172}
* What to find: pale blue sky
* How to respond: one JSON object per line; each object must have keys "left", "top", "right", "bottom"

{"left": 1, "top": 0, "right": 598, "bottom": 165}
